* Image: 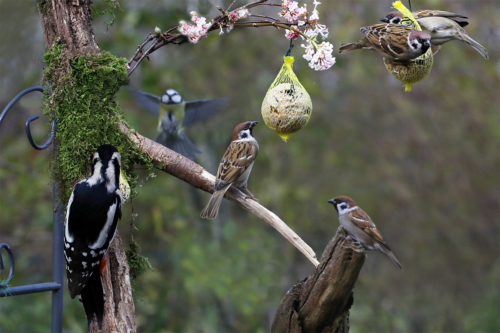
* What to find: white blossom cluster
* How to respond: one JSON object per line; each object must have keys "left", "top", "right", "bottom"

{"left": 280, "top": 0, "right": 335, "bottom": 71}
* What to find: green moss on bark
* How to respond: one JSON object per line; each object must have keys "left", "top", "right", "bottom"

{"left": 42, "top": 44, "right": 152, "bottom": 204}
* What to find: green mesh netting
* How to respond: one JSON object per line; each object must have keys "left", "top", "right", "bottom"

{"left": 261, "top": 56, "right": 312, "bottom": 141}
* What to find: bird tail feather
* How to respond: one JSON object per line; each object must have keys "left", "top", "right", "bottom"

{"left": 339, "top": 42, "right": 362, "bottom": 54}
{"left": 385, "top": 250, "right": 402, "bottom": 269}
{"left": 200, "top": 191, "right": 225, "bottom": 219}
{"left": 156, "top": 132, "right": 201, "bottom": 161}
{"left": 462, "top": 34, "right": 488, "bottom": 59}
{"left": 80, "top": 271, "right": 105, "bottom": 329}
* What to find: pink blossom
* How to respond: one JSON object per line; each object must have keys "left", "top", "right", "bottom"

{"left": 285, "top": 29, "right": 300, "bottom": 40}
{"left": 178, "top": 12, "right": 212, "bottom": 44}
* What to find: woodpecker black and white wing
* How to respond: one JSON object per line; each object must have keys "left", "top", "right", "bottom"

{"left": 182, "top": 98, "right": 228, "bottom": 127}
{"left": 64, "top": 182, "right": 122, "bottom": 298}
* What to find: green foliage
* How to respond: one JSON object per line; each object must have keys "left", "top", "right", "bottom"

{"left": 125, "top": 236, "right": 153, "bottom": 280}
{"left": 41, "top": 44, "right": 153, "bottom": 204}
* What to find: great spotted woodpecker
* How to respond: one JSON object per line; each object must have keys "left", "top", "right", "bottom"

{"left": 64, "top": 144, "right": 123, "bottom": 329}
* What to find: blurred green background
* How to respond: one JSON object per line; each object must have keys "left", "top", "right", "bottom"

{"left": 0, "top": 0, "right": 499, "bottom": 332}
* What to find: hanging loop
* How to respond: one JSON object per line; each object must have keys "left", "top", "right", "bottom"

{"left": 0, "top": 243, "right": 15, "bottom": 289}
{"left": 285, "top": 39, "right": 294, "bottom": 56}
{"left": 25, "top": 115, "right": 56, "bottom": 150}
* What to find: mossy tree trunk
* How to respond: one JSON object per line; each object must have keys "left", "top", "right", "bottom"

{"left": 37, "top": 1, "right": 136, "bottom": 332}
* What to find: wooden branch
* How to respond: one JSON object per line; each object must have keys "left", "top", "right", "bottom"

{"left": 271, "top": 227, "right": 366, "bottom": 333}
{"left": 89, "top": 233, "right": 136, "bottom": 333}
{"left": 119, "top": 123, "right": 320, "bottom": 267}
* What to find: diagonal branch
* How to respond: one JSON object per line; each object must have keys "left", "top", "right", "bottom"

{"left": 119, "top": 123, "right": 319, "bottom": 267}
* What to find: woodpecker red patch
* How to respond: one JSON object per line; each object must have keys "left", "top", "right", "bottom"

{"left": 100, "top": 258, "right": 107, "bottom": 274}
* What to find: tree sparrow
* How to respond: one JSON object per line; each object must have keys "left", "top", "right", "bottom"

{"left": 382, "top": 10, "right": 469, "bottom": 27}
{"left": 328, "top": 196, "right": 402, "bottom": 269}
{"left": 339, "top": 23, "right": 432, "bottom": 61}
{"left": 200, "top": 121, "right": 259, "bottom": 219}
{"left": 380, "top": 11, "right": 488, "bottom": 59}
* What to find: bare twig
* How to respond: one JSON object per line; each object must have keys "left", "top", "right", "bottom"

{"left": 127, "top": 35, "right": 154, "bottom": 66}
{"left": 127, "top": 38, "right": 159, "bottom": 77}
{"left": 119, "top": 123, "right": 319, "bottom": 267}
{"left": 126, "top": 1, "right": 290, "bottom": 77}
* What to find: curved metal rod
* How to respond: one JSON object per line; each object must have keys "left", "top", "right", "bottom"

{"left": 0, "top": 86, "right": 44, "bottom": 126}
{"left": 0, "top": 243, "right": 15, "bottom": 289}
{"left": 0, "top": 86, "right": 56, "bottom": 150}
{"left": 25, "top": 115, "right": 56, "bottom": 150}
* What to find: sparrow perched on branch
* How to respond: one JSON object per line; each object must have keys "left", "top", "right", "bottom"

{"left": 339, "top": 23, "right": 432, "bottom": 61}
{"left": 200, "top": 121, "right": 259, "bottom": 220}
{"left": 380, "top": 11, "right": 488, "bottom": 59}
{"left": 328, "top": 196, "right": 402, "bottom": 269}
{"left": 129, "top": 87, "right": 228, "bottom": 160}
{"left": 64, "top": 144, "right": 123, "bottom": 328}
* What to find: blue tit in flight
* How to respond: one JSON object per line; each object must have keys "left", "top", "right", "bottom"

{"left": 130, "top": 88, "right": 228, "bottom": 160}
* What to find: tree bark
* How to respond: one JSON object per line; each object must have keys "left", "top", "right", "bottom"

{"left": 271, "top": 227, "right": 366, "bottom": 333}
{"left": 37, "top": 1, "right": 135, "bottom": 332}
{"left": 89, "top": 234, "right": 136, "bottom": 333}
{"left": 38, "top": 0, "right": 99, "bottom": 54}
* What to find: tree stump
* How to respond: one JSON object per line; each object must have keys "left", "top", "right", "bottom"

{"left": 272, "top": 227, "right": 366, "bottom": 333}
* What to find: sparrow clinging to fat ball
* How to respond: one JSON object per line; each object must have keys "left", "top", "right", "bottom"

{"left": 200, "top": 121, "right": 259, "bottom": 220}
{"left": 328, "top": 196, "right": 402, "bottom": 269}
{"left": 380, "top": 11, "right": 488, "bottom": 59}
{"left": 339, "top": 23, "right": 432, "bottom": 61}
{"left": 130, "top": 87, "right": 228, "bottom": 160}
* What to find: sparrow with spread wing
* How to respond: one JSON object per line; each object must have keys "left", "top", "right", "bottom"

{"left": 339, "top": 23, "right": 432, "bottom": 61}
{"left": 328, "top": 196, "right": 402, "bottom": 269}
{"left": 200, "top": 121, "right": 259, "bottom": 220}
{"left": 129, "top": 88, "right": 228, "bottom": 160}
{"left": 380, "top": 11, "right": 488, "bottom": 59}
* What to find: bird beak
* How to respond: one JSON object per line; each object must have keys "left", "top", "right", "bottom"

{"left": 425, "top": 40, "right": 431, "bottom": 47}
{"left": 327, "top": 199, "right": 335, "bottom": 205}
{"left": 249, "top": 121, "right": 258, "bottom": 128}
{"left": 380, "top": 17, "right": 389, "bottom": 23}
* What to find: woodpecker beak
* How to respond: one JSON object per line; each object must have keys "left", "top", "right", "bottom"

{"left": 327, "top": 199, "right": 335, "bottom": 205}
{"left": 249, "top": 121, "right": 258, "bottom": 128}
{"left": 380, "top": 17, "right": 389, "bottom": 23}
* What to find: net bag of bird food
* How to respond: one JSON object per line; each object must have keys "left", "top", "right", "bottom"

{"left": 261, "top": 56, "right": 312, "bottom": 141}
{"left": 384, "top": 1, "right": 433, "bottom": 92}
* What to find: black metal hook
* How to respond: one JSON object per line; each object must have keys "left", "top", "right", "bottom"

{"left": 0, "top": 86, "right": 55, "bottom": 151}
{"left": 26, "top": 115, "right": 56, "bottom": 150}
{"left": 0, "top": 243, "right": 15, "bottom": 289}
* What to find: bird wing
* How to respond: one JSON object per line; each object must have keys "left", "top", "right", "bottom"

{"left": 417, "top": 16, "right": 458, "bottom": 33}
{"left": 361, "top": 24, "right": 412, "bottom": 58}
{"left": 413, "top": 10, "right": 468, "bottom": 19}
{"left": 65, "top": 183, "right": 122, "bottom": 298}
{"left": 182, "top": 98, "right": 229, "bottom": 127}
{"left": 126, "top": 86, "right": 161, "bottom": 116}
{"left": 214, "top": 141, "right": 258, "bottom": 191}
{"left": 349, "top": 208, "right": 386, "bottom": 245}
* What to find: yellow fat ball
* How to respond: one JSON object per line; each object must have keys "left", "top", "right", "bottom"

{"left": 261, "top": 56, "right": 312, "bottom": 141}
